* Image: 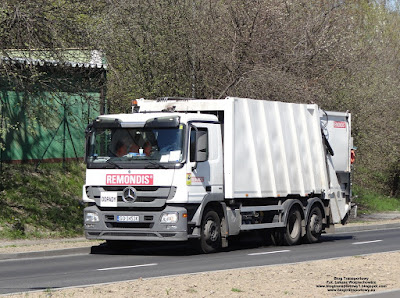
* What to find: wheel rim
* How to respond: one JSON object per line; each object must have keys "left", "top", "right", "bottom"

{"left": 309, "top": 210, "right": 322, "bottom": 235}
{"left": 288, "top": 212, "right": 300, "bottom": 239}
{"left": 204, "top": 219, "right": 219, "bottom": 243}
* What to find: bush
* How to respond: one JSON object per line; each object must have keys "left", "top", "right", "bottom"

{"left": 0, "top": 162, "right": 85, "bottom": 239}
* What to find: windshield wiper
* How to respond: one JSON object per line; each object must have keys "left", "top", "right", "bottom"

{"left": 106, "top": 158, "right": 122, "bottom": 169}
{"left": 144, "top": 161, "right": 168, "bottom": 169}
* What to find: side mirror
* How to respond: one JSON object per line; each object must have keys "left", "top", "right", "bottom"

{"left": 84, "top": 137, "right": 90, "bottom": 163}
{"left": 84, "top": 122, "right": 97, "bottom": 163}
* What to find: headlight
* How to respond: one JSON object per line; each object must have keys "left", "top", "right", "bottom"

{"left": 160, "top": 212, "right": 179, "bottom": 224}
{"left": 85, "top": 212, "right": 100, "bottom": 223}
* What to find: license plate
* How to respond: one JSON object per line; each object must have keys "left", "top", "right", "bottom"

{"left": 117, "top": 215, "right": 140, "bottom": 222}
{"left": 100, "top": 192, "right": 118, "bottom": 207}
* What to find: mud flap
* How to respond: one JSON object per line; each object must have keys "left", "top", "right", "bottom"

{"left": 221, "top": 215, "right": 228, "bottom": 248}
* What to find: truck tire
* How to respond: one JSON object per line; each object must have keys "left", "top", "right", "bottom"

{"left": 283, "top": 207, "right": 302, "bottom": 246}
{"left": 200, "top": 209, "right": 221, "bottom": 253}
{"left": 270, "top": 230, "right": 284, "bottom": 246}
{"left": 304, "top": 205, "right": 323, "bottom": 243}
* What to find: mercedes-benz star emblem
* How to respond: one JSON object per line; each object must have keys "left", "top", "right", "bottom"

{"left": 122, "top": 187, "right": 137, "bottom": 203}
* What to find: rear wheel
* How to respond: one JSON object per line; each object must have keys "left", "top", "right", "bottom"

{"left": 304, "top": 205, "right": 323, "bottom": 243}
{"left": 199, "top": 209, "right": 221, "bottom": 253}
{"left": 283, "top": 207, "right": 302, "bottom": 246}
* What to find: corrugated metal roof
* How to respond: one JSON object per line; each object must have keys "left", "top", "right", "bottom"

{"left": 0, "top": 49, "right": 107, "bottom": 70}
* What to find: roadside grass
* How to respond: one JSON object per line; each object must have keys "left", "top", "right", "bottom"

{"left": 352, "top": 185, "right": 400, "bottom": 214}
{"left": 231, "top": 288, "right": 243, "bottom": 293}
{"left": 0, "top": 162, "right": 85, "bottom": 239}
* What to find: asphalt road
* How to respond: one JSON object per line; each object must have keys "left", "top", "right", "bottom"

{"left": 0, "top": 227, "right": 399, "bottom": 295}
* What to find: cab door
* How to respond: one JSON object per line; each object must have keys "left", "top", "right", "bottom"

{"left": 186, "top": 123, "right": 223, "bottom": 203}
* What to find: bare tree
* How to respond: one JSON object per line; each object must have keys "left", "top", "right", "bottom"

{"left": 0, "top": 0, "right": 398, "bottom": 196}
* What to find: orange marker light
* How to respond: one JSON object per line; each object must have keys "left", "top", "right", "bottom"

{"left": 351, "top": 149, "right": 355, "bottom": 164}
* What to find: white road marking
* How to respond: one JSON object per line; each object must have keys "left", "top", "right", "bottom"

{"left": 352, "top": 240, "right": 383, "bottom": 245}
{"left": 9, "top": 249, "right": 400, "bottom": 296}
{"left": 248, "top": 249, "right": 290, "bottom": 256}
{"left": 97, "top": 263, "right": 158, "bottom": 271}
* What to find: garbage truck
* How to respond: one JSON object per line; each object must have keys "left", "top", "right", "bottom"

{"left": 83, "top": 97, "right": 353, "bottom": 253}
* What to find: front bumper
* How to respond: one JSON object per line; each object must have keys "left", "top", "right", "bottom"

{"left": 84, "top": 205, "right": 188, "bottom": 241}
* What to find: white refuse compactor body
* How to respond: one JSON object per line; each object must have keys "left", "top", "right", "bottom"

{"left": 83, "top": 97, "right": 353, "bottom": 252}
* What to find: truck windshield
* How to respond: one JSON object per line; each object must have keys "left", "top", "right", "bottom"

{"left": 86, "top": 126, "right": 184, "bottom": 168}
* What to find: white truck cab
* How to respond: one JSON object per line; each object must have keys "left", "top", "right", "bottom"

{"left": 83, "top": 97, "right": 353, "bottom": 253}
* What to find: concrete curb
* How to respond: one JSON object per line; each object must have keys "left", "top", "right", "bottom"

{"left": 0, "top": 246, "right": 92, "bottom": 261}
{"left": 0, "top": 222, "right": 399, "bottom": 261}
{"left": 335, "top": 222, "right": 400, "bottom": 233}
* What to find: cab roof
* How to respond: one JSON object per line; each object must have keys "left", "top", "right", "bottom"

{"left": 96, "top": 112, "right": 218, "bottom": 127}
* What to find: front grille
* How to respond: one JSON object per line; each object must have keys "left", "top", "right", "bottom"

{"left": 86, "top": 186, "right": 173, "bottom": 206}
{"left": 103, "top": 186, "right": 160, "bottom": 192}
{"left": 98, "top": 206, "right": 165, "bottom": 212}
{"left": 102, "top": 232, "right": 158, "bottom": 237}
{"left": 104, "top": 215, "right": 154, "bottom": 221}
{"left": 105, "top": 215, "right": 114, "bottom": 220}
{"left": 136, "top": 197, "right": 157, "bottom": 203}
{"left": 100, "top": 232, "right": 177, "bottom": 238}
{"left": 94, "top": 195, "right": 158, "bottom": 203}
{"left": 105, "top": 222, "right": 154, "bottom": 229}
{"left": 159, "top": 233, "right": 176, "bottom": 237}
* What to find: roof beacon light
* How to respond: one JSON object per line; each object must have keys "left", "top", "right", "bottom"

{"left": 131, "top": 99, "right": 139, "bottom": 113}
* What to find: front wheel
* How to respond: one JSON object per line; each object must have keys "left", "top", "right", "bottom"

{"left": 283, "top": 207, "right": 302, "bottom": 246}
{"left": 199, "top": 209, "right": 221, "bottom": 253}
